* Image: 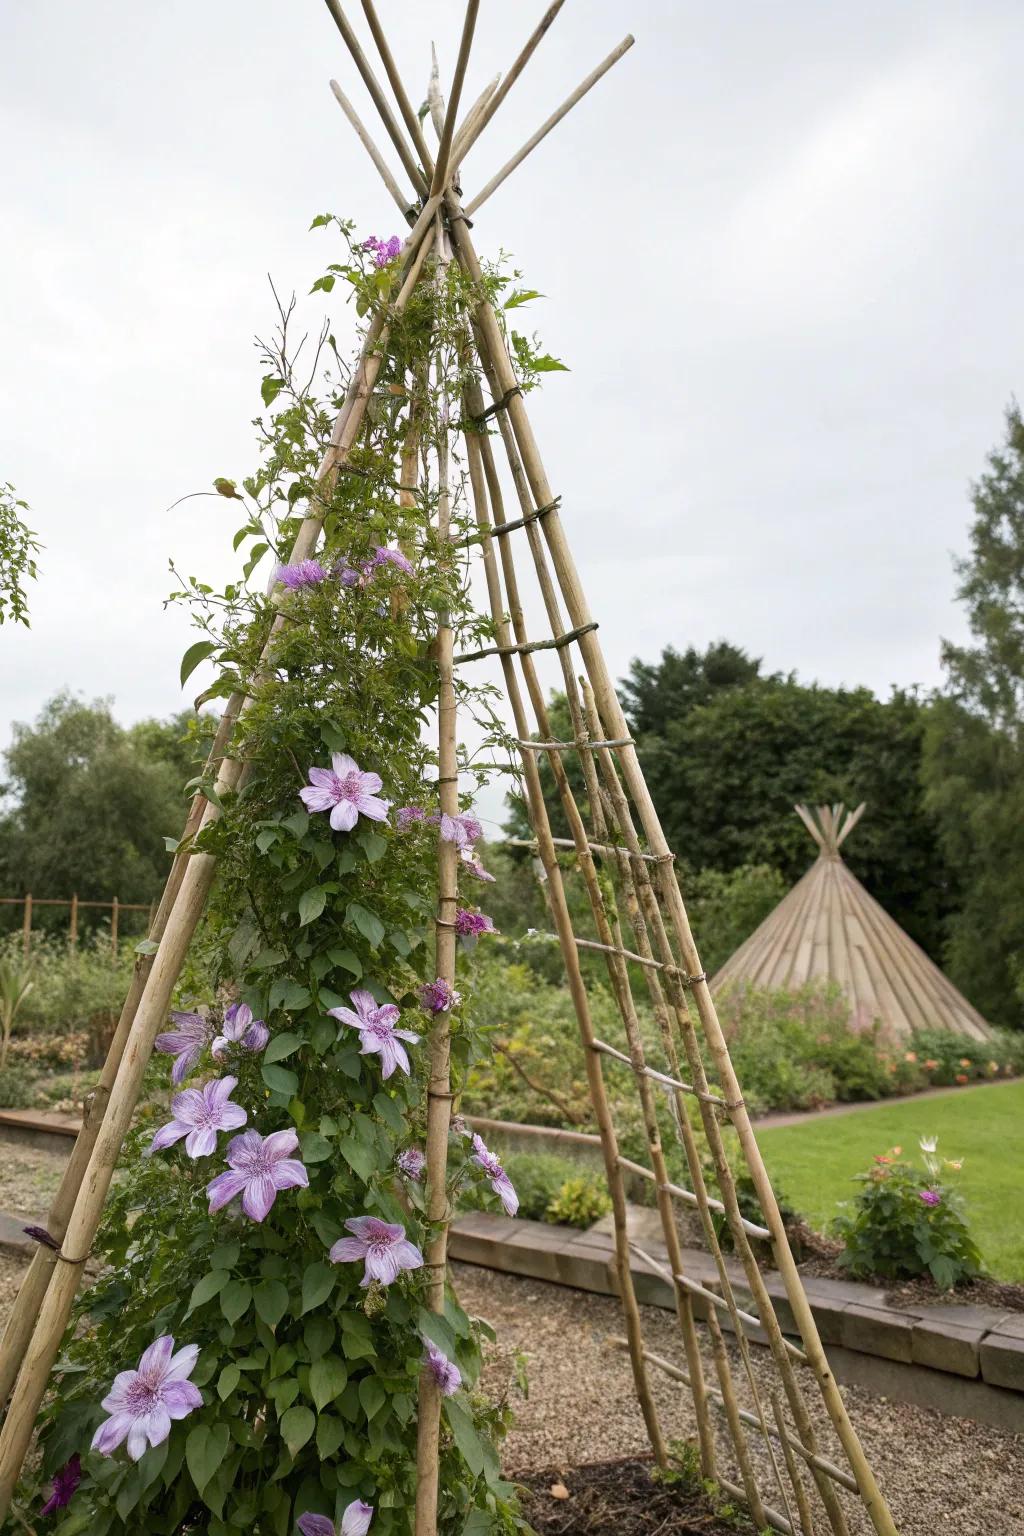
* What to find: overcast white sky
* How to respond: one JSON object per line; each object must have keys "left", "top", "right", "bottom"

{"left": 2, "top": 1, "right": 1022, "bottom": 833}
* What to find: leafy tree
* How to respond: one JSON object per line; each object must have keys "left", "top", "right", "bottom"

{"left": 0, "top": 694, "right": 200, "bottom": 909}
{"left": 0, "top": 481, "right": 41, "bottom": 626}
{"left": 923, "top": 403, "right": 1024, "bottom": 1024}
{"left": 620, "top": 640, "right": 765, "bottom": 736}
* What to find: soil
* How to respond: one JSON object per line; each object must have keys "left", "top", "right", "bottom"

{"left": 0, "top": 1143, "right": 63, "bottom": 1218}
{"left": 788, "top": 1223, "right": 1024, "bottom": 1313}
{"left": 519, "top": 1457, "right": 739, "bottom": 1536}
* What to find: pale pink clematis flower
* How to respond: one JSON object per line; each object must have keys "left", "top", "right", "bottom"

{"left": 471, "top": 1133, "right": 519, "bottom": 1216}
{"left": 297, "top": 1501, "right": 374, "bottom": 1536}
{"left": 207, "top": 1129, "right": 308, "bottom": 1222}
{"left": 425, "top": 1341, "right": 461, "bottom": 1396}
{"left": 439, "top": 811, "right": 482, "bottom": 849}
{"left": 212, "top": 1001, "right": 269, "bottom": 1059}
{"left": 154, "top": 1011, "right": 214, "bottom": 1085}
{"left": 328, "top": 989, "right": 419, "bottom": 1079}
{"left": 329, "top": 1215, "right": 423, "bottom": 1286}
{"left": 91, "top": 1336, "right": 202, "bottom": 1461}
{"left": 149, "top": 1075, "right": 247, "bottom": 1159}
{"left": 299, "top": 753, "right": 390, "bottom": 832}
{"left": 460, "top": 847, "right": 496, "bottom": 882}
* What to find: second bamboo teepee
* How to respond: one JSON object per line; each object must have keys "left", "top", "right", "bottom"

{"left": 713, "top": 803, "right": 992, "bottom": 1041}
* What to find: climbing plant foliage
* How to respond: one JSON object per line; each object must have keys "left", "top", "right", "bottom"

{"left": 17, "top": 221, "right": 552, "bottom": 1535}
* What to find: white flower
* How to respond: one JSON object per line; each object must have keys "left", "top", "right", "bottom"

{"left": 919, "top": 1135, "right": 938, "bottom": 1154}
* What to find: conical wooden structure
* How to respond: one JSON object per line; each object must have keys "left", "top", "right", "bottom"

{"left": 0, "top": 10, "right": 900, "bottom": 1536}
{"left": 714, "top": 803, "right": 991, "bottom": 1042}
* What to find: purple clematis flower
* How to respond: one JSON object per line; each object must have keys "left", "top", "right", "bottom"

{"left": 91, "top": 1336, "right": 202, "bottom": 1461}
{"left": 329, "top": 1215, "right": 424, "bottom": 1287}
{"left": 455, "top": 908, "right": 497, "bottom": 939}
{"left": 299, "top": 753, "right": 390, "bottom": 832}
{"left": 449, "top": 1114, "right": 470, "bottom": 1140}
{"left": 460, "top": 848, "right": 496, "bottom": 882}
{"left": 439, "top": 811, "right": 482, "bottom": 849}
{"left": 471, "top": 1133, "right": 519, "bottom": 1216}
{"left": 395, "top": 805, "right": 426, "bottom": 830}
{"left": 328, "top": 988, "right": 419, "bottom": 1079}
{"left": 363, "top": 233, "right": 402, "bottom": 268}
{"left": 277, "top": 559, "right": 330, "bottom": 590}
{"left": 425, "top": 1341, "right": 461, "bottom": 1397}
{"left": 367, "top": 545, "right": 414, "bottom": 577}
{"left": 212, "top": 1001, "right": 269, "bottom": 1059}
{"left": 154, "top": 1011, "right": 214, "bottom": 1086}
{"left": 40, "top": 1455, "right": 81, "bottom": 1517}
{"left": 419, "top": 977, "right": 461, "bottom": 1014}
{"left": 919, "top": 1189, "right": 941, "bottom": 1207}
{"left": 396, "top": 1146, "right": 426, "bottom": 1181}
{"left": 149, "top": 1075, "right": 247, "bottom": 1159}
{"left": 207, "top": 1129, "right": 308, "bottom": 1222}
{"left": 297, "top": 1500, "right": 374, "bottom": 1536}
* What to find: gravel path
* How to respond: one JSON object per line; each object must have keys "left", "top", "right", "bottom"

{"left": 453, "top": 1263, "right": 1024, "bottom": 1536}
{"left": 0, "top": 1143, "right": 63, "bottom": 1218}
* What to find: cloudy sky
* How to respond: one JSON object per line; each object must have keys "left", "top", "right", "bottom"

{"left": 2, "top": 1, "right": 1022, "bottom": 832}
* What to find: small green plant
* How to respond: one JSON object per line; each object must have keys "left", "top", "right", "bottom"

{"left": 0, "top": 1059, "right": 39, "bottom": 1108}
{"left": 545, "top": 1174, "right": 611, "bottom": 1228}
{"left": 834, "top": 1137, "right": 983, "bottom": 1288}
{"left": 0, "top": 954, "right": 34, "bottom": 1069}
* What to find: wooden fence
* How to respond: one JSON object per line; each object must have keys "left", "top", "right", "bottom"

{"left": 0, "top": 896, "right": 154, "bottom": 957}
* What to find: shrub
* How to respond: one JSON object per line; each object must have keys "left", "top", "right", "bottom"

{"left": 909, "top": 1026, "right": 1023, "bottom": 1087}
{"left": 833, "top": 1138, "right": 983, "bottom": 1288}
{"left": 0, "top": 933, "right": 133, "bottom": 1062}
{"left": 546, "top": 1175, "right": 611, "bottom": 1228}
{"left": 460, "top": 1149, "right": 608, "bottom": 1228}
{"left": 0, "top": 1059, "right": 39, "bottom": 1108}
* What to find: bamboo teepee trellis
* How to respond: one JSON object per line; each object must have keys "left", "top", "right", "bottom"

{"left": 714, "top": 804, "right": 992, "bottom": 1043}
{"left": 0, "top": 7, "right": 900, "bottom": 1535}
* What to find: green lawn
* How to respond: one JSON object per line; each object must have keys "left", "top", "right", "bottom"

{"left": 755, "top": 1080, "right": 1024, "bottom": 1282}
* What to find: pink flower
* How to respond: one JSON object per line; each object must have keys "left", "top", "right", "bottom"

{"left": 207, "top": 1128, "right": 308, "bottom": 1222}
{"left": 395, "top": 805, "right": 426, "bottom": 830}
{"left": 461, "top": 848, "right": 495, "bottom": 882}
{"left": 455, "top": 909, "right": 497, "bottom": 939}
{"left": 329, "top": 1215, "right": 423, "bottom": 1286}
{"left": 368, "top": 545, "right": 413, "bottom": 576}
{"left": 471, "top": 1133, "right": 519, "bottom": 1215}
{"left": 91, "top": 1336, "right": 201, "bottom": 1461}
{"left": 363, "top": 233, "right": 402, "bottom": 267}
{"left": 149, "top": 1075, "right": 247, "bottom": 1159}
{"left": 212, "top": 1001, "right": 269, "bottom": 1059}
{"left": 328, "top": 988, "right": 419, "bottom": 1079}
{"left": 298, "top": 1500, "right": 374, "bottom": 1536}
{"left": 425, "top": 1341, "right": 461, "bottom": 1396}
{"left": 40, "top": 1455, "right": 81, "bottom": 1516}
{"left": 440, "top": 812, "right": 482, "bottom": 850}
{"left": 919, "top": 1189, "right": 941, "bottom": 1207}
{"left": 277, "top": 559, "right": 330, "bottom": 590}
{"left": 396, "top": 1146, "right": 426, "bottom": 1181}
{"left": 419, "top": 977, "right": 461, "bottom": 1014}
{"left": 154, "top": 1011, "right": 213, "bottom": 1085}
{"left": 299, "top": 753, "right": 390, "bottom": 832}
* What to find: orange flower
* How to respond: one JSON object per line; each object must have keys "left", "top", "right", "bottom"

{"left": 924, "top": 1059, "right": 939, "bottom": 1071}
{"left": 904, "top": 1051, "right": 917, "bottom": 1063}
{"left": 959, "top": 1058, "right": 971, "bottom": 1068}
{"left": 955, "top": 1073, "right": 969, "bottom": 1085}
{"left": 873, "top": 1154, "right": 891, "bottom": 1165}
{"left": 892, "top": 1146, "right": 902, "bottom": 1155}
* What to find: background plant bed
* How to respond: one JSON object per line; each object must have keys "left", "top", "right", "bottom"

{"left": 518, "top": 1457, "right": 747, "bottom": 1536}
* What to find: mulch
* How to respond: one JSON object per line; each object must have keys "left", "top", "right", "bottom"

{"left": 518, "top": 1458, "right": 742, "bottom": 1536}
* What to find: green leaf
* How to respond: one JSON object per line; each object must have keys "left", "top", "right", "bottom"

{"left": 220, "top": 1279, "right": 253, "bottom": 1325}
{"left": 356, "top": 828, "right": 387, "bottom": 863}
{"left": 316, "top": 1413, "right": 346, "bottom": 1459}
{"left": 265, "top": 1031, "right": 303, "bottom": 1064}
{"left": 358, "top": 1374, "right": 386, "bottom": 1420}
{"left": 304, "top": 1314, "right": 335, "bottom": 1360}
{"left": 262, "top": 1063, "right": 300, "bottom": 1096}
{"left": 217, "top": 1363, "right": 241, "bottom": 1401}
{"left": 532, "top": 354, "right": 570, "bottom": 373}
{"left": 445, "top": 1399, "right": 485, "bottom": 1476}
{"left": 251, "top": 946, "right": 287, "bottom": 971}
{"left": 299, "top": 887, "right": 328, "bottom": 927}
{"left": 309, "top": 1354, "right": 348, "bottom": 1410}
{"left": 300, "top": 1130, "right": 333, "bottom": 1163}
{"left": 301, "top": 1261, "right": 336, "bottom": 1314}
{"left": 503, "top": 288, "right": 544, "bottom": 309}
{"left": 134, "top": 938, "right": 159, "bottom": 956}
{"left": 280, "top": 1405, "right": 316, "bottom": 1457}
{"left": 346, "top": 902, "right": 385, "bottom": 949}
{"left": 338, "top": 1134, "right": 376, "bottom": 1182}
{"left": 255, "top": 1278, "right": 290, "bottom": 1329}
{"left": 186, "top": 1422, "right": 230, "bottom": 1494}
{"left": 186, "top": 1268, "right": 230, "bottom": 1315}
{"left": 327, "top": 947, "right": 362, "bottom": 977}
{"left": 180, "top": 639, "right": 218, "bottom": 688}
{"left": 261, "top": 376, "right": 285, "bottom": 407}
{"left": 283, "top": 809, "right": 310, "bottom": 838}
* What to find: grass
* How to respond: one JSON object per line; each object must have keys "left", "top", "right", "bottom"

{"left": 755, "top": 1079, "right": 1024, "bottom": 1282}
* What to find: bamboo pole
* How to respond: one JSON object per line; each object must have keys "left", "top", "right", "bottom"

{"left": 359, "top": 0, "right": 435, "bottom": 180}
{"left": 329, "top": 79, "right": 414, "bottom": 217}
{"left": 428, "top": 1, "right": 479, "bottom": 198}
{"left": 413, "top": 218, "right": 457, "bottom": 1536}
{"left": 0, "top": 215, "right": 439, "bottom": 1518}
{"left": 321, "top": 0, "right": 429, "bottom": 198}
{"left": 452, "top": 1, "right": 568, "bottom": 168}
{"left": 706, "top": 1304, "right": 768, "bottom": 1531}
{"left": 21, "top": 894, "right": 30, "bottom": 958}
{"left": 110, "top": 896, "right": 119, "bottom": 958}
{"left": 68, "top": 893, "right": 78, "bottom": 948}
{"left": 464, "top": 35, "right": 634, "bottom": 216}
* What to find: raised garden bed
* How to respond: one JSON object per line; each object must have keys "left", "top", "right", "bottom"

{"left": 520, "top": 1458, "right": 741, "bottom": 1536}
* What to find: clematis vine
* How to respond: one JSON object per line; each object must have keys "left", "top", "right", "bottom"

{"left": 154, "top": 1011, "right": 214, "bottom": 1085}
{"left": 149, "top": 1075, "right": 247, "bottom": 1159}
{"left": 455, "top": 908, "right": 497, "bottom": 940}
{"left": 425, "top": 1341, "right": 461, "bottom": 1397}
{"left": 461, "top": 847, "right": 495, "bottom": 882}
{"left": 299, "top": 752, "right": 390, "bottom": 832}
{"left": 276, "top": 559, "right": 330, "bottom": 589}
{"left": 40, "top": 1455, "right": 81, "bottom": 1517}
{"left": 395, "top": 805, "right": 426, "bottom": 830}
{"left": 329, "top": 1215, "right": 423, "bottom": 1286}
{"left": 471, "top": 1133, "right": 519, "bottom": 1216}
{"left": 297, "top": 1500, "right": 374, "bottom": 1536}
{"left": 440, "top": 811, "right": 482, "bottom": 849}
{"left": 396, "top": 1146, "right": 426, "bottom": 1181}
{"left": 419, "top": 977, "right": 460, "bottom": 1014}
{"left": 91, "top": 1336, "right": 201, "bottom": 1461}
{"left": 367, "top": 545, "right": 414, "bottom": 576}
{"left": 212, "top": 1001, "right": 269, "bottom": 1059}
{"left": 328, "top": 988, "right": 419, "bottom": 1079}
{"left": 207, "top": 1128, "right": 308, "bottom": 1222}
{"left": 363, "top": 233, "right": 402, "bottom": 267}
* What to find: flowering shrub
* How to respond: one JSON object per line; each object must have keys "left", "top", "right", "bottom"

{"left": 833, "top": 1137, "right": 983, "bottom": 1288}
{"left": 17, "top": 222, "right": 533, "bottom": 1534}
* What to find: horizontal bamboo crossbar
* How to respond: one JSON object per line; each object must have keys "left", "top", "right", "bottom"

{"left": 0, "top": 898, "right": 150, "bottom": 911}
{"left": 505, "top": 835, "right": 666, "bottom": 864}
{"left": 516, "top": 735, "right": 634, "bottom": 751}
{"left": 631, "top": 1244, "right": 806, "bottom": 1366}
{"left": 454, "top": 620, "right": 597, "bottom": 664}
{"left": 475, "top": 497, "right": 561, "bottom": 537}
{"left": 615, "top": 1156, "right": 771, "bottom": 1241}
{"left": 589, "top": 1038, "right": 731, "bottom": 1108}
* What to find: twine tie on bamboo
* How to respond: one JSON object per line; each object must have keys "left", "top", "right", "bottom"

{"left": 453, "top": 618, "right": 598, "bottom": 664}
